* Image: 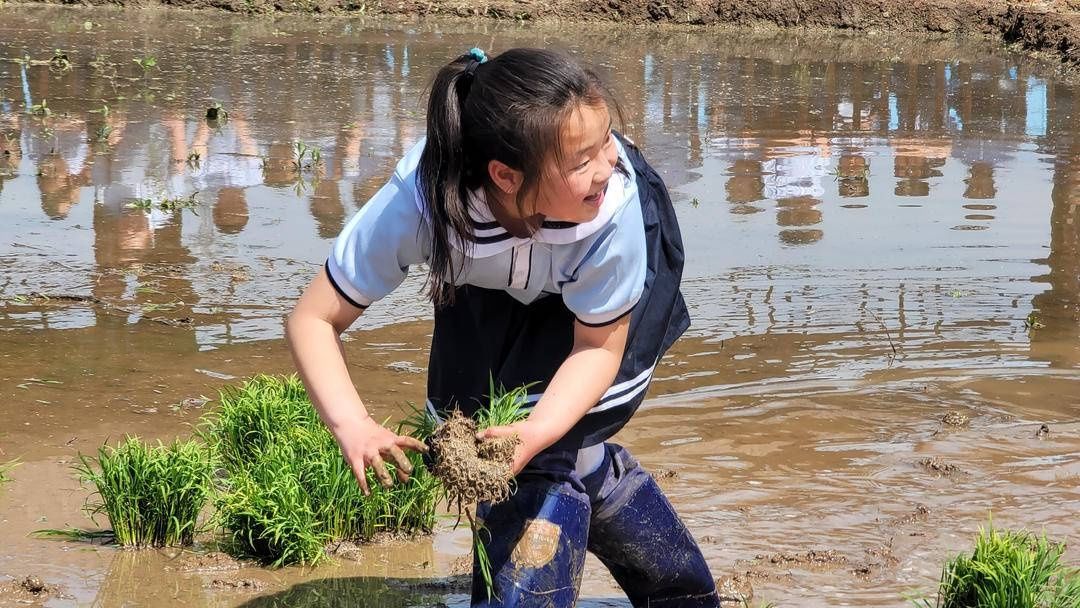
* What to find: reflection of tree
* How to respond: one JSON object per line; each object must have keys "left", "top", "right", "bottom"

{"left": 776, "top": 196, "right": 824, "bottom": 245}
{"left": 837, "top": 154, "right": 869, "bottom": 198}
{"left": 891, "top": 139, "right": 950, "bottom": 197}
{"left": 725, "top": 159, "right": 765, "bottom": 204}
{"left": 1029, "top": 86, "right": 1080, "bottom": 369}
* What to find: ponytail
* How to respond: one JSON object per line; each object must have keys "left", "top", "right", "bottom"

{"left": 418, "top": 51, "right": 484, "bottom": 307}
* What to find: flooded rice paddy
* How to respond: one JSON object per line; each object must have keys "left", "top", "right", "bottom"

{"left": 0, "top": 5, "right": 1078, "bottom": 606}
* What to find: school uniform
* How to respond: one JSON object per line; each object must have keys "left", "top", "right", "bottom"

{"left": 327, "top": 135, "right": 719, "bottom": 607}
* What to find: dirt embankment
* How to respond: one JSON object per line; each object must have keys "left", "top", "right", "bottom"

{"left": 16, "top": 0, "right": 1080, "bottom": 66}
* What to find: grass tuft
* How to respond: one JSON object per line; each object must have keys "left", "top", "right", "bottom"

{"left": 915, "top": 522, "right": 1080, "bottom": 608}
{"left": 73, "top": 437, "right": 213, "bottom": 548}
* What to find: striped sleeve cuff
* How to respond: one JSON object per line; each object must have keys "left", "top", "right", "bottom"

{"left": 324, "top": 259, "right": 372, "bottom": 310}
{"left": 574, "top": 300, "right": 637, "bottom": 328}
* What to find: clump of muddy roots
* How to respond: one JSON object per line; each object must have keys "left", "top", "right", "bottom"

{"left": 430, "top": 410, "right": 518, "bottom": 509}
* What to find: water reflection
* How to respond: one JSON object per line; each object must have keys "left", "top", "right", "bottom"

{"left": 0, "top": 9, "right": 1076, "bottom": 371}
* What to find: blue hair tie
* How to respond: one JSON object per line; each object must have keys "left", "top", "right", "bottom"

{"left": 468, "top": 47, "right": 488, "bottom": 64}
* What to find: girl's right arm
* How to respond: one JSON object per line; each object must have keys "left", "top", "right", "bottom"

{"left": 286, "top": 266, "right": 426, "bottom": 495}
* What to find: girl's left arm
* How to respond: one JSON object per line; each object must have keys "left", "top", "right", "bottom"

{"left": 476, "top": 315, "right": 629, "bottom": 474}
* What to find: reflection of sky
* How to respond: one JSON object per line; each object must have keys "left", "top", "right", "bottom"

{"left": 1026, "top": 77, "right": 1047, "bottom": 138}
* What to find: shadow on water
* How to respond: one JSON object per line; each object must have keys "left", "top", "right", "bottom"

{"left": 232, "top": 576, "right": 629, "bottom": 608}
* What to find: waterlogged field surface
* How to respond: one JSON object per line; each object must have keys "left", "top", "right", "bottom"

{"left": 0, "top": 5, "right": 1078, "bottom": 607}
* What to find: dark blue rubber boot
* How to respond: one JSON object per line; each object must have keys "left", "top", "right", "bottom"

{"left": 583, "top": 444, "right": 720, "bottom": 608}
{"left": 471, "top": 450, "right": 590, "bottom": 607}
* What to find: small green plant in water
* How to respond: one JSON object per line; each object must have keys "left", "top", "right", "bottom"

{"left": 65, "top": 437, "right": 213, "bottom": 547}
{"left": 93, "top": 124, "right": 112, "bottom": 143}
{"left": 1025, "top": 312, "right": 1046, "bottom": 330}
{"left": 0, "top": 459, "right": 18, "bottom": 485}
{"left": 133, "top": 55, "right": 157, "bottom": 72}
{"left": 205, "top": 102, "right": 228, "bottom": 122}
{"left": 126, "top": 193, "right": 198, "bottom": 213}
{"left": 291, "top": 141, "right": 323, "bottom": 172}
{"left": 159, "top": 192, "right": 198, "bottom": 211}
{"left": 913, "top": 522, "right": 1080, "bottom": 608}
{"left": 29, "top": 99, "right": 51, "bottom": 117}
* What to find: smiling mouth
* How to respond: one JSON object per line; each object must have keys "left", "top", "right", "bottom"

{"left": 584, "top": 185, "right": 607, "bottom": 206}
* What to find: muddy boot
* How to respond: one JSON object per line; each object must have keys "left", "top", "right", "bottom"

{"left": 471, "top": 451, "right": 590, "bottom": 607}
{"left": 584, "top": 443, "right": 720, "bottom": 608}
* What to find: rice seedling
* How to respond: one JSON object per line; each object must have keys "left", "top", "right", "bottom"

{"left": 201, "top": 374, "right": 322, "bottom": 471}
{"left": 914, "top": 522, "right": 1080, "bottom": 608}
{"left": 133, "top": 55, "right": 157, "bottom": 72}
{"left": 474, "top": 379, "right": 531, "bottom": 429}
{"left": 203, "top": 374, "right": 442, "bottom": 566}
{"left": 93, "top": 124, "right": 112, "bottom": 143}
{"left": 215, "top": 441, "right": 328, "bottom": 567}
{"left": 357, "top": 450, "right": 441, "bottom": 540}
{"left": 291, "top": 141, "right": 323, "bottom": 172}
{"left": 29, "top": 99, "right": 51, "bottom": 117}
{"left": 205, "top": 102, "right": 228, "bottom": 122}
{"left": 0, "top": 459, "right": 18, "bottom": 485}
{"left": 158, "top": 192, "right": 199, "bottom": 212}
{"left": 71, "top": 437, "right": 213, "bottom": 547}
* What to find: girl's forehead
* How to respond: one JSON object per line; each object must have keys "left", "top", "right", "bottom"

{"left": 558, "top": 102, "right": 611, "bottom": 153}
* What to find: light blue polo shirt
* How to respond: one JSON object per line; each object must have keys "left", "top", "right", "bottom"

{"left": 326, "top": 138, "right": 646, "bottom": 327}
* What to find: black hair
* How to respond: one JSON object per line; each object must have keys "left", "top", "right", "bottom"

{"left": 418, "top": 47, "right": 622, "bottom": 307}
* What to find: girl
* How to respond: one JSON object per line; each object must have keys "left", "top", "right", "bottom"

{"left": 286, "top": 47, "right": 720, "bottom": 607}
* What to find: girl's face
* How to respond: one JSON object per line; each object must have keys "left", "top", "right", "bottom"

{"left": 532, "top": 101, "right": 618, "bottom": 223}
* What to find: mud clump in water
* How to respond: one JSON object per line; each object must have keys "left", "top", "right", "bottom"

{"left": 169, "top": 551, "right": 244, "bottom": 573}
{"left": 0, "top": 575, "right": 62, "bottom": 601}
{"left": 209, "top": 578, "right": 265, "bottom": 591}
{"left": 715, "top": 572, "right": 754, "bottom": 604}
{"left": 941, "top": 411, "right": 970, "bottom": 426}
{"left": 430, "top": 410, "right": 518, "bottom": 507}
{"left": 918, "top": 456, "right": 964, "bottom": 478}
{"left": 762, "top": 549, "right": 849, "bottom": 568}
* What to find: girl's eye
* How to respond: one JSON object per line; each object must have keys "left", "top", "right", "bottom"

{"left": 574, "top": 160, "right": 589, "bottom": 171}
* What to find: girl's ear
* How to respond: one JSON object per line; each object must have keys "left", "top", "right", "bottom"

{"left": 487, "top": 159, "right": 524, "bottom": 195}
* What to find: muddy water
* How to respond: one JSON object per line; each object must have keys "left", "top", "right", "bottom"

{"left": 0, "top": 5, "right": 1077, "bottom": 607}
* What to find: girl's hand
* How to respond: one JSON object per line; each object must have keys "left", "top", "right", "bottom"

{"left": 476, "top": 420, "right": 553, "bottom": 476}
{"left": 335, "top": 415, "right": 428, "bottom": 495}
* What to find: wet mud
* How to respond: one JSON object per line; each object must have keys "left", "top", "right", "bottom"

{"left": 0, "top": 5, "right": 1078, "bottom": 607}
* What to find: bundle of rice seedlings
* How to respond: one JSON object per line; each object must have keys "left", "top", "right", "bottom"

{"left": 429, "top": 382, "right": 530, "bottom": 511}
{"left": 215, "top": 441, "right": 328, "bottom": 567}
{"left": 202, "top": 374, "right": 322, "bottom": 471}
{"left": 204, "top": 374, "right": 442, "bottom": 566}
{"left": 358, "top": 450, "right": 442, "bottom": 540}
{"left": 74, "top": 437, "right": 213, "bottom": 547}
{"left": 916, "top": 522, "right": 1080, "bottom": 608}
{"left": 426, "top": 382, "right": 531, "bottom": 600}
